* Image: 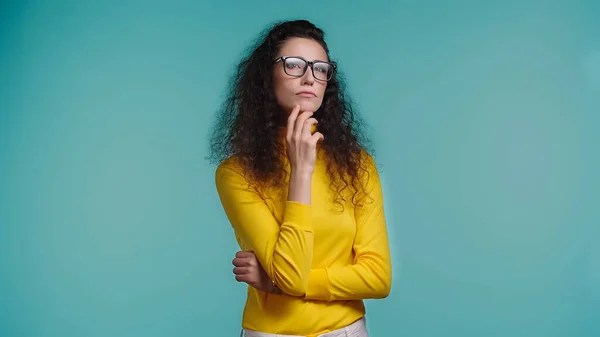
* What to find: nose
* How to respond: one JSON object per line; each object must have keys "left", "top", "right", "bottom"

{"left": 301, "top": 66, "right": 315, "bottom": 85}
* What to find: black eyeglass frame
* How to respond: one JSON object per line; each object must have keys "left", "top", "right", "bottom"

{"left": 272, "top": 56, "right": 337, "bottom": 81}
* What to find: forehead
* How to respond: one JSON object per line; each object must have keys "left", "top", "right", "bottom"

{"left": 277, "top": 37, "right": 328, "bottom": 61}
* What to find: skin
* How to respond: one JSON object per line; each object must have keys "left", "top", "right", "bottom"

{"left": 273, "top": 37, "right": 329, "bottom": 114}
{"left": 232, "top": 37, "right": 329, "bottom": 293}
{"left": 232, "top": 251, "right": 270, "bottom": 292}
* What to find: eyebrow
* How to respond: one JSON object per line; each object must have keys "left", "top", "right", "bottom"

{"left": 281, "top": 56, "right": 331, "bottom": 63}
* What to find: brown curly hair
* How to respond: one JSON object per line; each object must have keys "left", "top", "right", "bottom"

{"left": 208, "top": 19, "right": 374, "bottom": 208}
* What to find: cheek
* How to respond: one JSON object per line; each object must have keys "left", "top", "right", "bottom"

{"left": 317, "top": 84, "right": 327, "bottom": 101}
{"left": 273, "top": 77, "right": 288, "bottom": 98}
{"left": 274, "top": 82, "right": 293, "bottom": 103}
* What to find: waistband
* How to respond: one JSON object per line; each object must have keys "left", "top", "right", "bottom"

{"left": 240, "top": 316, "right": 367, "bottom": 337}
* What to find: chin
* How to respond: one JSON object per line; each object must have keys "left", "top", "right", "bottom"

{"left": 298, "top": 101, "right": 322, "bottom": 113}
{"left": 281, "top": 100, "right": 322, "bottom": 114}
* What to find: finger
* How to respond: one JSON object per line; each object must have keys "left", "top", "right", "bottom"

{"left": 235, "top": 251, "right": 255, "bottom": 258}
{"left": 294, "top": 111, "right": 313, "bottom": 141}
{"left": 302, "top": 118, "right": 318, "bottom": 139}
{"left": 232, "top": 257, "right": 251, "bottom": 267}
{"left": 309, "top": 131, "right": 325, "bottom": 144}
{"left": 247, "top": 257, "right": 259, "bottom": 267}
{"left": 286, "top": 105, "right": 301, "bottom": 140}
{"left": 235, "top": 274, "right": 250, "bottom": 283}
{"left": 233, "top": 267, "right": 249, "bottom": 275}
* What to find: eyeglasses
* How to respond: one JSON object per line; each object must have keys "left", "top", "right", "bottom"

{"left": 273, "top": 56, "right": 337, "bottom": 81}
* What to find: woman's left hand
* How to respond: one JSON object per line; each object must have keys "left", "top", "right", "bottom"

{"left": 232, "top": 251, "right": 271, "bottom": 292}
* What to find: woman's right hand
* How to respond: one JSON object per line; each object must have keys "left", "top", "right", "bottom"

{"left": 285, "top": 105, "right": 324, "bottom": 175}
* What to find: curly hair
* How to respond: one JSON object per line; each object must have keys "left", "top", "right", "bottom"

{"left": 208, "top": 19, "right": 374, "bottom": 208}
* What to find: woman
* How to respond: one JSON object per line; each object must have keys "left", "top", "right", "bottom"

{"left": 210, "top": 19, "right": 391, "bottom": 337}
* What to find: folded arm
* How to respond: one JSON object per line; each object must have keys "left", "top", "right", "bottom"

{"left": 304, "top": 153, "right": 392, "bottom": 301}
{"left": 240, "top": 153, "right": 392, "bottom": 301}
{"left": 215, "top": 160, "right": 314, "bottom": 296}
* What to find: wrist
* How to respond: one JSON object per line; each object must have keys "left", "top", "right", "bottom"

{"left": 287, "top": 170, "right": 312, "bottom": 205}
{"left": 290, "top": 167, "right": 313, "bottom": 180}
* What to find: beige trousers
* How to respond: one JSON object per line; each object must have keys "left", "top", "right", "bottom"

{"left": 240, "top": 316, "right": 369, "bottom": 337}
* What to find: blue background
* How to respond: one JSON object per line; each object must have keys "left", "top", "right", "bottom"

{"left": 1, "top": 1, "right": 599, "bottom": 336}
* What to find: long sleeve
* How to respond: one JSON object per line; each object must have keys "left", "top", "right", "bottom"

{"left": 304, "top": 154, "right": 392, "bottom": 301}
{"left": 215, "top": 160, "right": 314, "bottom": 296}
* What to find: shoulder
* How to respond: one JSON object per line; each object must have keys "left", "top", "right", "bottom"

{"left": 215, "top": 155, "right": 246, "bottom": 183}
{"left": 357, "top": 150, "right": 383, "bottom": 193}
{"left": 359, "top": 149, "right": 378, "bottom": 173}
{"left": 359, "top": 149, "right": 375, "bottom": 163}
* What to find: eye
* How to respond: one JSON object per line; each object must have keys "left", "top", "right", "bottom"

{"left": 285, "top": 59, "right": 304, "bottom": 69}
{"left": 314, "top": 64, "right": 330, "bottom": 73}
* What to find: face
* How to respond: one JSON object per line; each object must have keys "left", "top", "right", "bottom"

{"left": 273, "top": 37, "right": 330, "bottom": 114}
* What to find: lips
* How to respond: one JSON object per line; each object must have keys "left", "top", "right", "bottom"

{"left": 296, "top": 91, "right": 316, "bottom": 97}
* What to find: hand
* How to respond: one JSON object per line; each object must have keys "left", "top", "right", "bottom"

{"left": 232, "top": 251, "right": 271, "bottom": 293}
{"left": 285, "top": 105, "right": 325, "bottom": 174}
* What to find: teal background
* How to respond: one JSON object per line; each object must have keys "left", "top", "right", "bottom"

{"left": 1, "top": 1, "right": 598, "bottom": 336}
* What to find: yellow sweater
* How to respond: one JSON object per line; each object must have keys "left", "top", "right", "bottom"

{"left": 215, "top": 141, "right": 392, "bottom": 337}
